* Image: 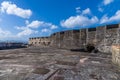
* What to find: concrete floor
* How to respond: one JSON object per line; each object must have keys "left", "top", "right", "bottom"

{"left": 0, "top": 47, "right": 119, "bottom": 80}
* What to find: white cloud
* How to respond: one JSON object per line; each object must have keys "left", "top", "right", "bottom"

{"left": 98, "top": 0, "right": 114, "bottom": 12}
{"left": 41, "top": 28, "right": 50, "bottom": 32}
{"left": 17, "top": 27, "right": 38, "bottom": 37}
{"left": 76, "top": 7, "right": 81, "bottom": 13}
{"left": 26, "top": 20, "right": 58, "bottom": 29}
{"left": 100, "top": 10, "right": 120, "bottom": 24}
{"left": 0, "top": 28, "right": 11, "bottom": 38}
{"left": 103, "top": 0, "right": 114, "bottom": 5}
{"left": 61, "top": 8, "right": 98, "bottom": 28}
{"left": 16, "top": 26, "right": 27, "bottom": 30}
{"left": 61, "top": 15, "right": 98, "bottom": 28}
{"left": 75, "top": 7, "right": 91, "bottom": 15}
{"left": 100, "top": 15, "right": 109, "bottom": 23}
{"left": 1, "top": 1, "right": 32, "bottom": 18}
{"left": 27, "top": 20, "right": 43, "bottom": 28}
{"left": 98, "top": 7, "right": 104, "bottom": 12}
{"left": 51, "top": 25, "right": 58, "bottom": 29}
{"left": 25, "top": 20, "right": 29, "bottom": 25}
{"left": 16, "top": 20, "right": 41, "bottom": 37}
{"left": 16, "top": 20, "right": 58, "bottom": 37}
{"left": 109, "top": 10, "right": 120, "bottom": 21}
{"left": 82, "top": 8, "right": 91, "bottom": 15}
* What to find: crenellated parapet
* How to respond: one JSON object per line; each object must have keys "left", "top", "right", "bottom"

{"left": 29, "top": 23, "right": 120, "bottom": 53}
{"left": 29, "top": 37, "right": 51, "bottom": 47}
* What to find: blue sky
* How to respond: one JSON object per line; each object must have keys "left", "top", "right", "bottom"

{"left": 0, "top": 0, "right": 120, "bottom": 41}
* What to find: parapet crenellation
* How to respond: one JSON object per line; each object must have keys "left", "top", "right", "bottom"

{"left": 29, "top": 23, "right": 120, "bottom": 53}
{"left": 29, "top": 37, "right": 51, "bottom": 47}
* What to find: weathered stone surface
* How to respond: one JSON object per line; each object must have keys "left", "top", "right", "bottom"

{"left": 80, "top": 29, "right": 87, "bottom": 48}
{"left": 62, "top": 30, "right": 73, "bottom": 49}
{"left": 72, "top": 30, "right": 80, "bottom": 49}
{"left": 29, "top": 24, "right": 120, "bottom": 53}
{"left": 87, "top": 28, "right": 96, "bottom": 45}
{"left": 111, "top": 45, "right": 120, "bottom": 67}
{"left": 0, "top": 47, "right": 119, "bottom": 80}
{"left": 29, "top": 37, "right": 50, "bottom": 47}
{"left": 96, "top": 26, "right": 105, "bottom": 52}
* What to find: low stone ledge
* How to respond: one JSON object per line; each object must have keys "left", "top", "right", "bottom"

{"left": 111, "top": 45, "right": 120, "bottom": 67}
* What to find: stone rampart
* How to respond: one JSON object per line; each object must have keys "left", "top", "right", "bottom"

{"left": 29, "top": 37, "right": 50, "bottom": 47}
{"left": 29, "top": 24, "right": 120, "bottom": 53}
{"left": 111, "top": 45, "right": 120, "bottom": 67}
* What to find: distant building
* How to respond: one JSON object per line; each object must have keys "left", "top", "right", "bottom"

{"left": 0, "top": 42, "right": 26, "bottom": 49}
{"left": 29, "top": 37, "right": 51, "bottom": 47}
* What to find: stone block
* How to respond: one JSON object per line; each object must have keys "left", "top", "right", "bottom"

{"left": 111, "top": 45, "right": 120, "bottom": 67}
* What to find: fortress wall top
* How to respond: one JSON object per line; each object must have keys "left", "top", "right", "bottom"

{"left": 29, "top": 23, "right": 120, "bottom": 53}
{"left": 96, "top": 26, "right": 106, "bottom": 52}
{"left": 62, "top": 30, "right": 73, "bottom": 49}
{"left": 29, "top": 37, "right": 50, "bottom": 46}
{"left": 59, "top": 31, "right": 65, "bottom": 48}
{"left": 79, "top": 29, "right": 87, "bottom": 48}
{"left": 55, "top": 32, "right": 61, "bottom": 48}
{"left": 104, "top": 24, "right": 119, "bottom": 53}
{"left": 72, "top": 30, "right": 81, "bottom": 49}
{"left": 50, "top": 33, "right": 57, "bottom": 47}
{"left": 86, "top": 28, "right": 96, "bottom": 45}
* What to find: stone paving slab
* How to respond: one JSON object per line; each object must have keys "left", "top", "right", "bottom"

{"left": 0, "top": 47, "right": 119, "bottom": 80}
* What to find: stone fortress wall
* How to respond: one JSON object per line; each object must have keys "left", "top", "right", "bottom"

{"left": 29, "top": 37, "right": 51, "bottom": 47}
{"left": 29, "top": 24, "right": 120, "bottom": 53}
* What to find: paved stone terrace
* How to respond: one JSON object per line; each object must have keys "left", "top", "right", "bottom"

{"left": 0, "top": 47, "right": 119, "bottom": 80}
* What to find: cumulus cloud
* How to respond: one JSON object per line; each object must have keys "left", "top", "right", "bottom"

{"left": 61, "top": 15, "right": 98, "bottom": 28}
{"left": 0, "top": 28, "right": 11, "bottom": 38}
{"left": 16, "top": 20, "right": 58, "bottom": 37}
{"left": 98, "top": 7, "right": 104, "bottom": 12}
{"left": 82, "top": 8, "right": 91, "bottom": 15}
{"left": 75, "top": 7, "right": 91, "bottom": 15}
{"left": 26, "top": 20, "right": 58, "bottom": 29}
{"left": 100, "top": 10, "right": 120, "bottom": 24}
{"left": 1, "top": 1, "right": 32, "bottom": 18}
{"left": 41, "top": 28, "right": 50, "bottom": 33}
{"left": 100, "top": 15, "right": 109, "bottom": 24}
{"left": 27, "top": 20, "right": 43, "bottom": 28}
{"left": 17, "top": 27, "right": 38, "bottom": 37}
{"left": 61, "top": 8, "right": 98, "bottom": 28}
{"left": 16, "top": 20, "right": 40, "bottom": 37}
{"left": 103, "top": 0, "right": 114, "bottom": 5}
{"left": 51, "top": 25, "right": 58, "bottom": 29}
{"left": 62, "top": 7, "right": 120, "bottom": 28}
{"left": 76, "top": 7, "right": 81, "bottom": 13}
{"left": 98, "top": 0, "right": 114, "bottom": 12}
